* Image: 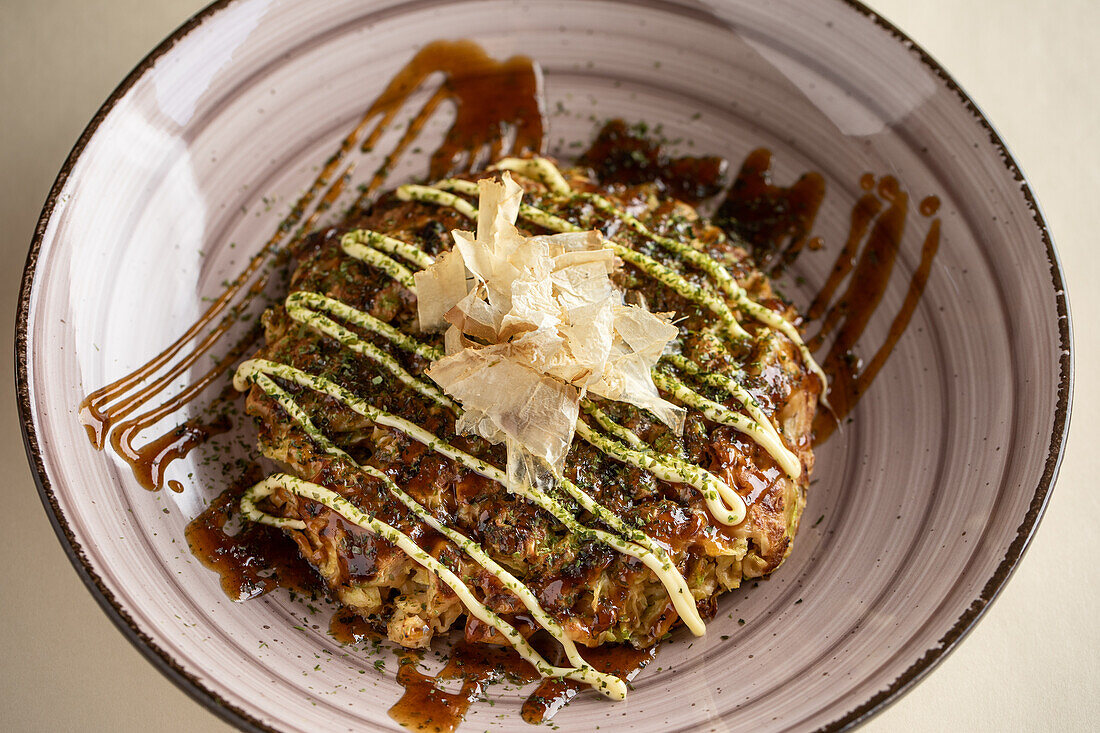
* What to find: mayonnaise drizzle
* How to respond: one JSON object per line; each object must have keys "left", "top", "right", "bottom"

{"left": 341, "top": 228, "right": 436, "bottom": 270}
{"left": 650, "top": 370, "right": 801, "bottom": 479}
{"left": 492, "top": 156, "right": 828, "bottom": 398}
{"left": 339, "top": 231, "right": 417, "bottom": 292}
{"left": 395, "top": 184, "right": 477, "bottom": 219}
{"left": 286, "top": 290, "right": 441, "bottom": 363}
{"left": 284, "top": 292, "right": 456, "bottom": 411}
{"left": 268, "top": 294, "right": 706, "bottom": 632}
{"left": 581, "top": 399, "right": 647, "bottom": 450}
{"left": 234, "top": 358, "right": 706, "bottom": 636}
{"left": 491, "top": 156, "right": 572, "bottom": 195}
{"left": 663, "top": 353, "right": 793, "bottom": 466}
{"left": 240, "top": 373, "right": 625, "bottom": 698}
{"left": 574, "top": 421, "right": 745, "bottom": 525}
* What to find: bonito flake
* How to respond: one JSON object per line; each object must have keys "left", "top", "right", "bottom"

{"left": 415, "top": 172, "right": 684, "bottom": 485}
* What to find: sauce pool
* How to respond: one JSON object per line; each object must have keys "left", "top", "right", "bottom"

{"left": 186, "top": 466, "right": 324, "bottom": 601}
{"left": 390, "top": 641, "right": 541, "bottom": 732}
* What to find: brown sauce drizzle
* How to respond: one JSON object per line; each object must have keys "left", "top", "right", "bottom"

{"left": 186, "top": 465, "right": 323, "bottom": 601}
{"left": 111, "top": 363, "right": 249, "bottom": 491}
{"left": 79, "top": 161, "right": 349, "bottom": 488}
{"left": 121, "top": 415, "right": 230, "bottom": 491}
{"left": 329, "top": 607, "right": 382, "bottom": 645}
{"left": 713, "top": 156, "right": 941, "bottom": 441}
{"left": 578, "top": 119, "right": 726, "bottom": 203}
{"left": 805, "top": 192, "right": 882, "bottom": 326}
{"left": 580, "top": 126, "right": 941, "bottom": 445}
{"left": 80, "top": 40, "right": 544, "bottom": 491}
{"left": 810, "top": 179, "right": 941, "bottom": 440}
{"left": 715, "top": 148, "right": 826, "bottom": 276}
{"left": 387, "top": 638, "right": 655, "bottom": 731}
{"left": 919, "top": 195, "right": 941, "bottom": 216}
{"left": 347, "top": 39, "right": 544, "bottom": 214}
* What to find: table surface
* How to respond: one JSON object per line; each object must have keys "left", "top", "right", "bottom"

{"left": 2, "top": 1, "right": 1097, "bottom": 731}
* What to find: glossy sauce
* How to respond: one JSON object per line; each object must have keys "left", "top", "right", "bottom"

{"left": 814, "top": 176, "right": 941, "bottom": 440}
{"left": 329, "top": 606, "right": 382, "bottom": 645}
{"left": 107, "top": 329, "right": 258, "bottom": 489}
{"left": 348, "top": 39, "right": 544, "bottom": 214}
{"left": 390, "top": 641, "right": 540, "bottom": 732}
{"left": 919, "top": 195, "right": 941, "bottom": 216}
{"left": 186, "top": 466, "right": 323, "bottom": 601}
{"left": 578, "top": 119, "right": 726, "bottom": 203}
{"left": 386, "top": 638, "right": 656, "bottom": 730}
{"left": 521, "top": 643, "right": 657, "bottom": 723}
{"left": 120, "top": 415, "right": 231, "bottom": 491}
{"left": 711, "top": 147, "right": 942, "bottom": 442}
{"left": 716, "top": 148, "right": 826, "bottom": 276}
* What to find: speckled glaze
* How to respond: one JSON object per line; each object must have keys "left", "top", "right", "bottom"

{"left": 17, "top": 1, "right": 1071, "bottom": 731}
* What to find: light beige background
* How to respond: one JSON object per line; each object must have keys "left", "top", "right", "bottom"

{"left": 2, "top": 1, "right": 1096, "bottom": 730}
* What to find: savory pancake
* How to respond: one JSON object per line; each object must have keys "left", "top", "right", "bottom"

{"left": 236, "top": 155, "right": 820, "bottom": 683}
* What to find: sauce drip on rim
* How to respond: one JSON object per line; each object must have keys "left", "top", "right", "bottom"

{"left": 345, "top": 39, "right": 544, "bottom": 218}
{"left": 385, "top": 637, "right": 656, "bottom": 729}
{"left": 521, "top": 643, "right": 657, "bottom": 723}
{"left": 329, "top": 607, "right": 382, "bottom": 645}
{"left": 79, "top": 39, "right": 544, "bottom": 492}
{"left": 805, "top": 174, "right": 942, "bottom": 440}
{"left": 711, "top": 148, "right": 942, "bottom": 442}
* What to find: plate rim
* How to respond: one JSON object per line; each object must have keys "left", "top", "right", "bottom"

{"left": 14, "top": 1, "right": 1073, "bottom": 731}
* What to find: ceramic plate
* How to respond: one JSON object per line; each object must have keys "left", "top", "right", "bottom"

{"left": 17, "top": 0, "right": 1071, "bottom": 731}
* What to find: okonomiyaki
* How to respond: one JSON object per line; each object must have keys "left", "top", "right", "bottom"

{"left": 233, "top": 154, "right": 823, "bottom": 698}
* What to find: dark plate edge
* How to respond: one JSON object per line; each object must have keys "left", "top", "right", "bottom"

{"left": 14, "top": 1, "right": 275, "bottom": 731}
{"left": 818, "top": 1, "right": 1074, "bottom": 730}
{"left": 12, "top": 1, "right": 1073, "bottom": 732}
